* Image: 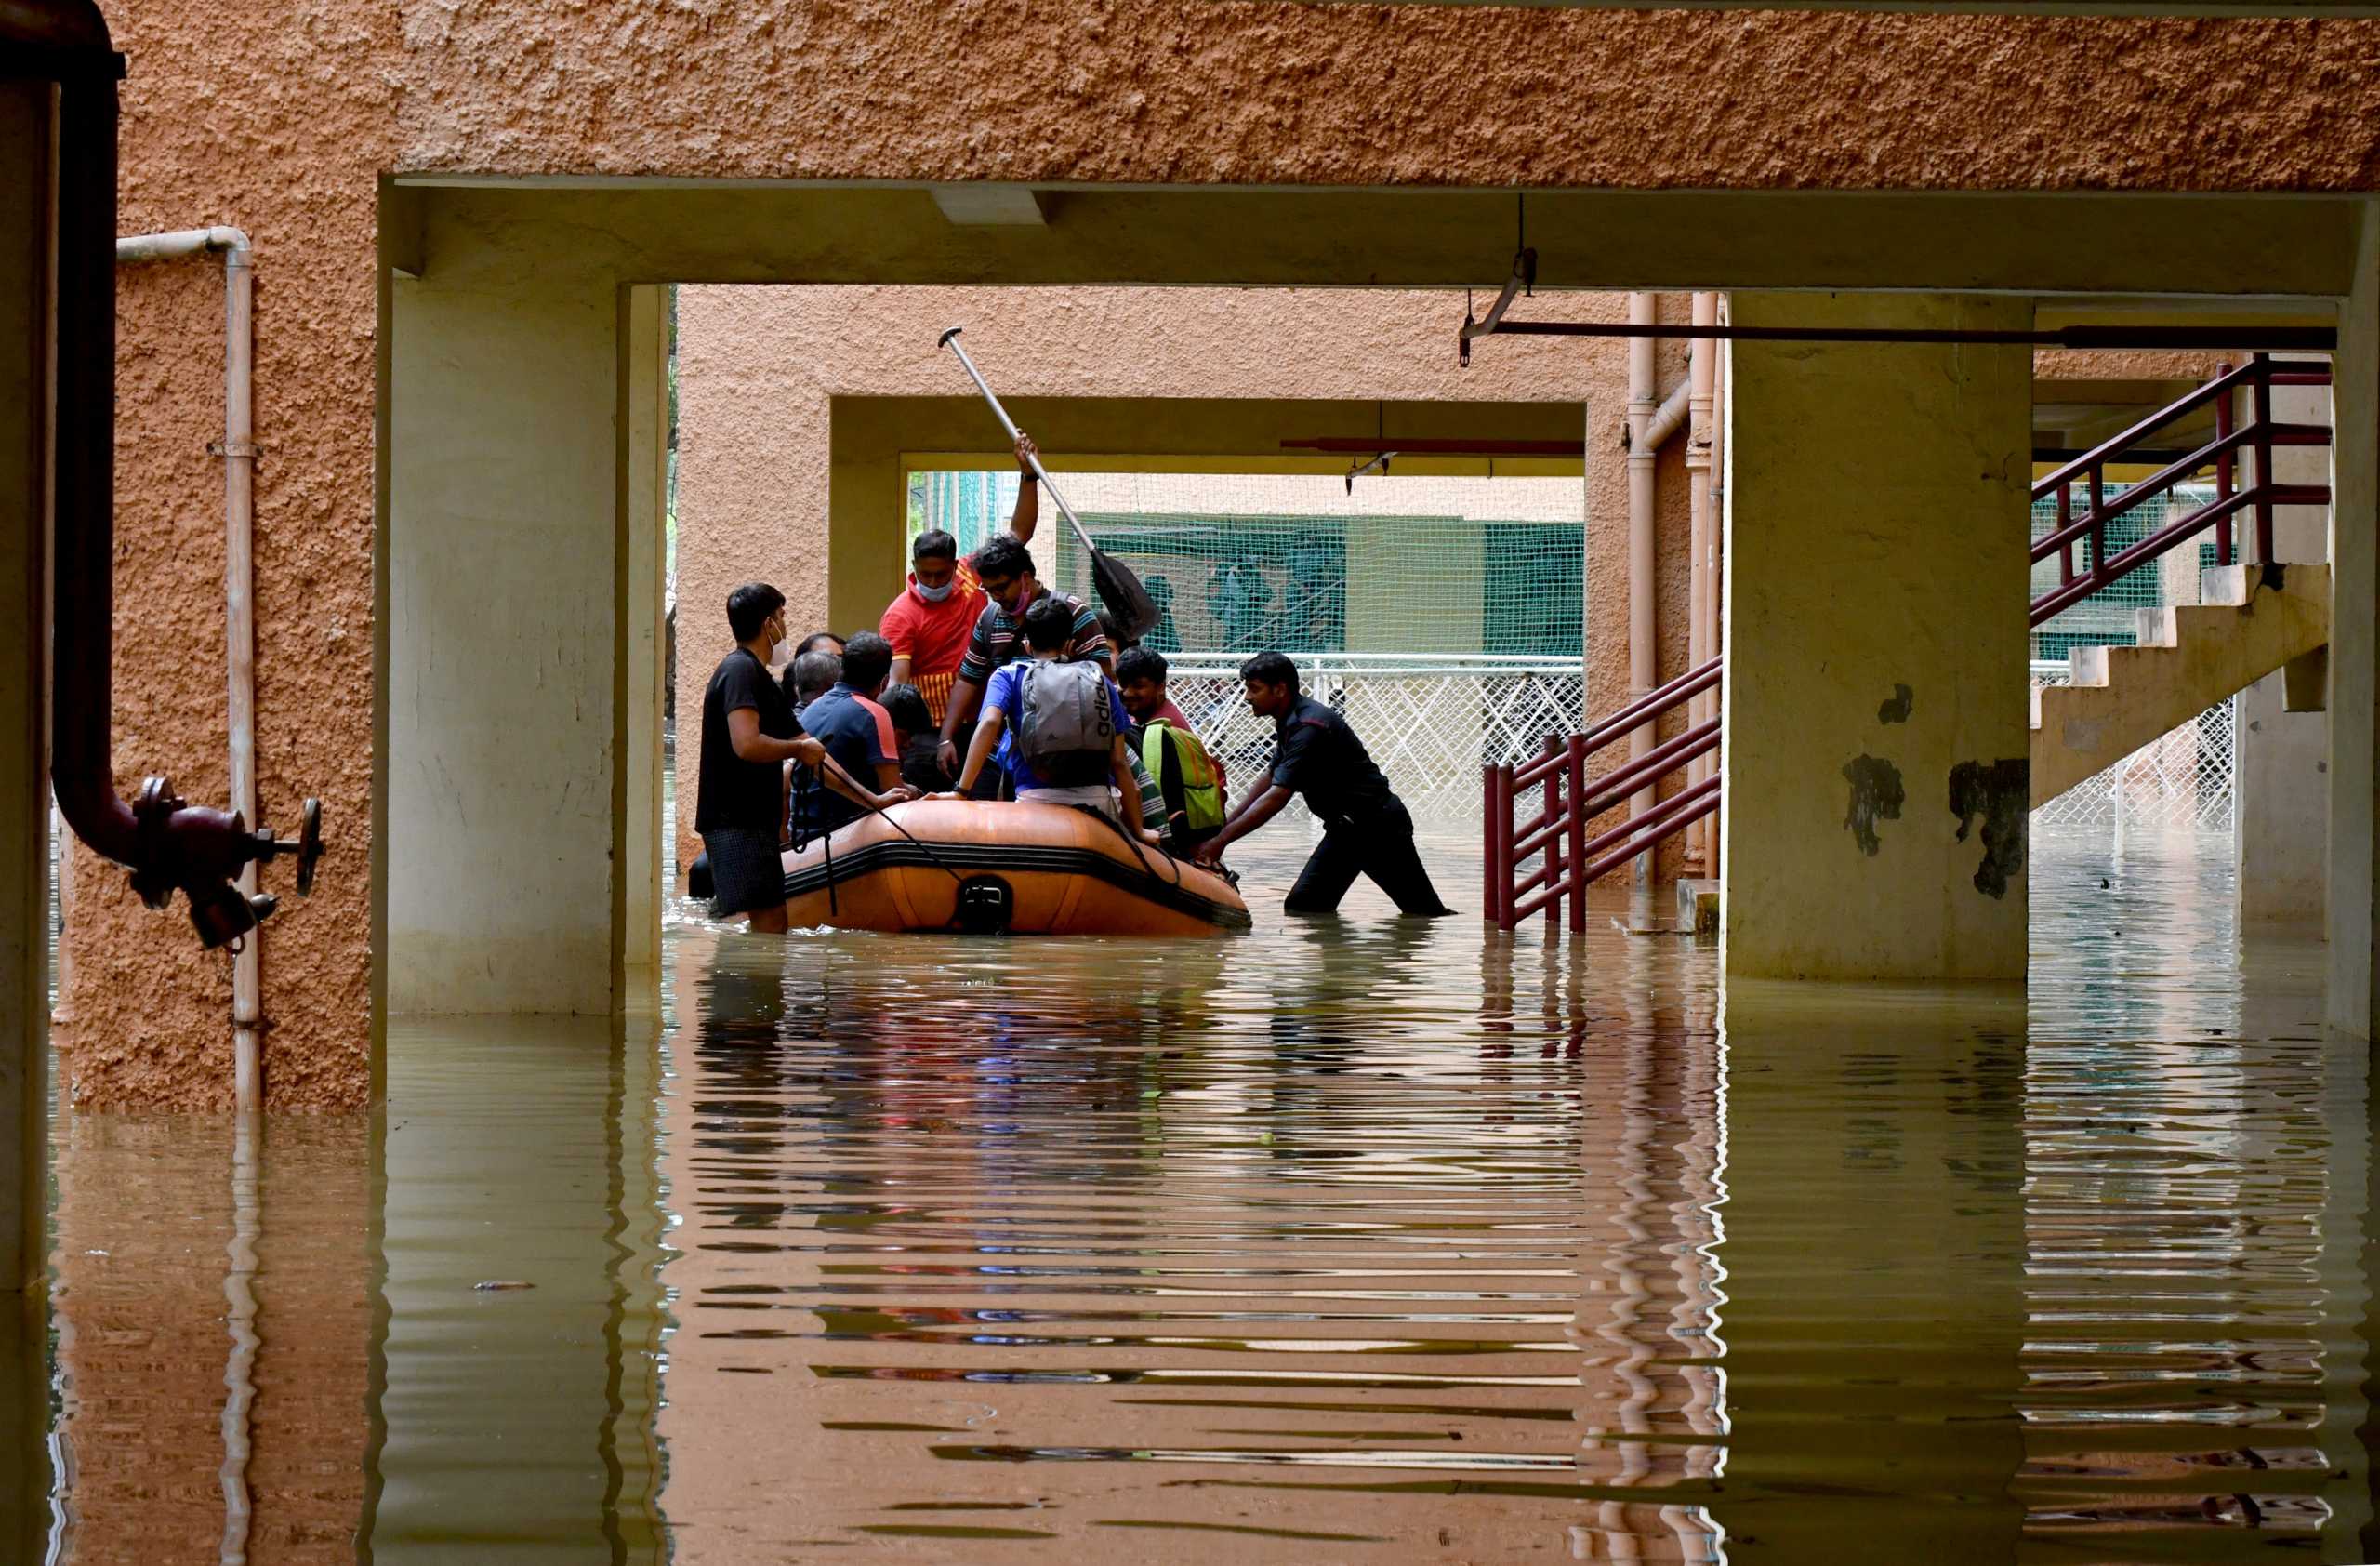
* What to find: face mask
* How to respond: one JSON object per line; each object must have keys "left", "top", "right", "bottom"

{"left": 911, "top": 577, "right": 955, "bottom": 604}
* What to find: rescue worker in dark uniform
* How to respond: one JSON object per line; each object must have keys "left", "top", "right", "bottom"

{"left": 1193, "top": 651, "right": 1452, "bottom": 918}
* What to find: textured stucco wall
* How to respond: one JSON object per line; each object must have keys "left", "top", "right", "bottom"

{"left": 675, "top": 284, "right": 1699, "bottom": 879}
{"left": 393, "top": 7, "right": 2380, "bottom": 193}
{"left": 67, "top": 1, "right": 393, "bottom": 1109}
{"left": 80, "top": 0, "right": 2380, "bottom": 1107}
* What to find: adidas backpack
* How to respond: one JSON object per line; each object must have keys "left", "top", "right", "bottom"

{"left": 1016, "top": 660, "right": 1116, "bottom": 787}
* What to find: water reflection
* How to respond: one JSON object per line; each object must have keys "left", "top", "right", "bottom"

{"left": 30, "top": 823, "right": 2378, "bottom": 1562}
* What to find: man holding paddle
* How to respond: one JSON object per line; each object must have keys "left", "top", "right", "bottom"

{"left": 881, "top": 431, "right": 1043, "bottom": 726}
{"left": 932, "top": 327, "right": 1161, "bottom": 787}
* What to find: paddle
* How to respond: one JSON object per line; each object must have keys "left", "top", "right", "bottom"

{"left": 938, "top": 326, "right": 1159, "bottom": 642}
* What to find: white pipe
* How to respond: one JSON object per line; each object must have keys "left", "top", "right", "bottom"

{"left": 1640, "top": 378, "right": 1691, "bottom": 455}
{"left": 1625, "top": 294, "right": 1659, "bottom": 867}
{"left": 1686, "top": 292, "right": 1718, "bottom": 873}
{"left": 1703, "top": 296, "right": 1729, "bottom": 879}
{"left": 116, "top": 226, "right": 258, "bottom": 1110}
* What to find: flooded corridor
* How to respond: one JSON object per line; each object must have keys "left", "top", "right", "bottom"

{"left": 39, "top": 826, "right": 2370, "bottom": 1562}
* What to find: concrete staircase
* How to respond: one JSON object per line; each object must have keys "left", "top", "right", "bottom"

{"left": 2030, "top": 563, "right": 2331, "bottom": 807}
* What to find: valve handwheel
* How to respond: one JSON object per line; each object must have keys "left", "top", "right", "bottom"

{"left": 295, "top": 798, "right": 324, "bottom": 896}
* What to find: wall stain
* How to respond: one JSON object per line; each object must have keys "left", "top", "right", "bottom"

{"left": 1877, "top": 683, "right": 1914, "bottom": 724}
{"left": 1841, "top": 755, "right": 1905, "bottom": 856}
{"left": 1949, "top": 758, "right": 2029, "bottom": 898}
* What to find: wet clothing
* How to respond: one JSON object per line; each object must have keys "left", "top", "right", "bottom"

{"left": 702, "top": 826, "right": 787, "bottom": 920}
{"left": 879, "top": 559, "right": 990, "bottom": 723}
{"left": 984, "top": 658, "right": 1130, "bottom": 796}
{"left": 1269, "top": 694, "right": 1396, "bottom": 828}
{"left": 954, "top": 588, "right": 1109, "bottom": 688}
{"left": 793, "top": 683, "right": 897, "bottom": 842}
{"left": 1284, "top": 801, "right": 1450, "bottom": 917}
{"left": 696, "top": 647, "right": 800, "bottom": 835}
{"left": 1267, "top": 694, "right": 1449, "bottom": 917}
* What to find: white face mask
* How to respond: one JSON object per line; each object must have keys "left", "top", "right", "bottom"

{"left": 911, "top": 577, "right": 955, "bottom": 604}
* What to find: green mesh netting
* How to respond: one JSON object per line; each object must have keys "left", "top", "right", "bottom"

{"left": 906, "top": 471, "right": 1586, "bottom": 659}
{"left": 2030, "top": 482, "right": 2217, "bottom": 661}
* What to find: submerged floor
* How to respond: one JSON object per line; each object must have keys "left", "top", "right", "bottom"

{"left": 38, "top": 823, "right": 2366, "bottom": 1562}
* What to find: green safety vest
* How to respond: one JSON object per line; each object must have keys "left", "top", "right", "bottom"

{"left": 1138, "top": 720, "right": 1225, "bottom": 831}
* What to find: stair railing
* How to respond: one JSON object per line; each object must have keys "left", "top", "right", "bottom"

{"left": 1483, "top": 657, "right": 1720, "bottom": 931}
{"left": 2032, "top": 354, "right": 2333, "bottom": 625}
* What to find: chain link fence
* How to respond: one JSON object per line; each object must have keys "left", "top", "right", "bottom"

{"left": 2029, "top": 662, "right": 2237, "bottom": 834}
{"left": 1165, "top": 657, "right": 1587, "bottom": 827}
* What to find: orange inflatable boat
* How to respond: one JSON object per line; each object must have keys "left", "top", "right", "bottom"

{"left": 779, "top": 799, "right": 1250, "bottom": 936}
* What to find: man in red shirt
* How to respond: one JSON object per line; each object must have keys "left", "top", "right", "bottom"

{"left": 882, "top": 432, "right": 1041, "bottom": 724}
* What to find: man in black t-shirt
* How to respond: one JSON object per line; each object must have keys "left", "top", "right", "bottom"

{"left": 1192, "top": 651, "right": 1452, "bottom": 918}
{"left": 696, "top": 582, "right": 826, "bottom": 932}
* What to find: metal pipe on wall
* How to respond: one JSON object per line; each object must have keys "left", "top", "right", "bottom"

{"left": 1685, "top": 292, "right": 1718, "bottom": 875}
{"left": 1704, "top": 297, "right": 1729, "bottom": 879}
{"left": 116, "top": 226, "right": 259, "bottom": 1109}
{"left": 1624, "top": 293, "right": 1659, "bottom": 851}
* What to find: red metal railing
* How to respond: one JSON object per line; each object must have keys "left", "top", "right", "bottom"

{"left": 1483, "top": 657, "right": 1720, "bottom": 931}
{"left": 2031, "top": 354, "right": 2332, "bottom": 625}
{"left": 1484, "top": 352, "right": 2334, "bottom": 936}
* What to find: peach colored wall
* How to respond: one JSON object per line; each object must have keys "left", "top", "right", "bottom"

{"left": 68, "top": 1, "right": 391, "bottom": 1110}
{"left": 392, "top": 9, "right": 2380, "bottom": 194}
{"left": 49, "top": 1114, "right": 371, "bottom": 1558}
{"left": 673, "top": 284, "right": 1698, "bottom": 879}
{"left": 80, "top": 0, "right": 2380, "bottom": 1107}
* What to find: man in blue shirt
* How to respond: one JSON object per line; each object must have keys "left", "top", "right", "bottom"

{"left": 790, "top": 630, "right": 918, "bottom": 843}
{"left": 935, "top": 597, "right": 1155, "bottom": 840}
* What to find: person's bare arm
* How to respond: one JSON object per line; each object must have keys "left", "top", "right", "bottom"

{"left": 813, "top": 751, "right": 917, "bottom": 814}
{"left": 935, "top": 710, "right": 1005, "bottom": 797}
{"left": 1195, "top": 782, "right": 1291, "bottom": 864}
{"left": 937, "top": 677, "right": 985, "bottom": 774}
{"left": 1007, "top": 431, "right": 1040, "bottom": 545}
{"left": 888, "top": 655, "right": 914, "bottom": 686}
{"left": 729, "top": 707, "right": 823, "bottom": 767}
{"left": 1111, "top": 737, "right": 1160, "bottom": 846}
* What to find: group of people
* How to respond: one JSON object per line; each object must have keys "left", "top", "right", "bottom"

{"left": 693, "top": 432, "right": 1450, "bottom": 932}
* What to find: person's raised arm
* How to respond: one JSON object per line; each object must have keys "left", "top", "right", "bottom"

{"left": 1195, "top": 782, "right": 1291, "bottom": 865}
{"left": 729, "top": 706, "right": 823, "bottom": 767}
{"left": 1007, "top": 431, "right": 1040, "bottom": 545}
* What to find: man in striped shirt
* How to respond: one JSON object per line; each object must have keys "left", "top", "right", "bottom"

{"left": 934, "top": 532, "right": 1112, "bottom": 783}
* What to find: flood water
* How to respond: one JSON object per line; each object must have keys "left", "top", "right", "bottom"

{"left": 38, "top": 820, "right": 2377, "bottom": 1563}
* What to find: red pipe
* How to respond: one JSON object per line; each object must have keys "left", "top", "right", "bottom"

{"left": 1565, "top": 735, "right": 1588, "bottom": 933}
{"left": 1580, "top": 780, "right": 1722, "bottom": 885}
{"left": 2252, "top": 353, "right": 2277, "bottom": 565}
{"left": 1577, "top": 719, "right": 1721, "bottom": 824}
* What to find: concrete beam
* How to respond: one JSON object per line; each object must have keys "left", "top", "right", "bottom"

{"left": 929, "top": 184, "right": 1051, "bottom": 227}
{"left": 2328, "top": 202, "right": 2380, "bottom": 1037}
{"left": 398, "top": 181, "right": 2366, "bottom": 302}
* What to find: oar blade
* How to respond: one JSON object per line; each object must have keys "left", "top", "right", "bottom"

{"left": 1089, "top": 547, "right": 1159, "bottom": 643}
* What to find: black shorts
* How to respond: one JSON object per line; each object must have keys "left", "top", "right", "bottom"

{"left": 701, "top": 827, "right": 787, "bottom": 919}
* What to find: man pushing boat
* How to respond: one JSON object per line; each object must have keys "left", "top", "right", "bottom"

{"left": 1194, "top": 653, "right": 1453, "bottom": 919}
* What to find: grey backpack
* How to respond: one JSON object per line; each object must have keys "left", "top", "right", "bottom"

{"left": 1016, "top": 660, "right": 1115, "bottom": 787}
